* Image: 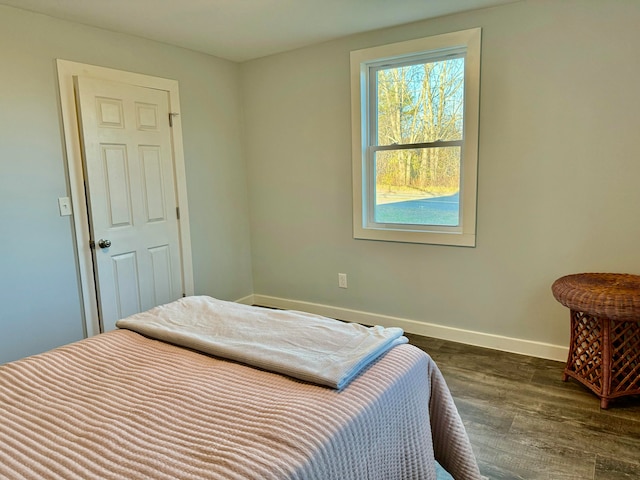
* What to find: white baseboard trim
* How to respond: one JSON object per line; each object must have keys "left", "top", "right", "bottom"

{"left": 247, "top": 294, "right": 568, "bottom": 362}
{"left": 234, "top": 294, "right": 255, "bottom": 306}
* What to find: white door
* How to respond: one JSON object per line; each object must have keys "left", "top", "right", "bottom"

{"left": 75, "top": 76, "right": 184, "bottom": 332}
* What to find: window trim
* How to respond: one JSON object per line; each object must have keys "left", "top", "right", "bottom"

{"left": 350, "top": 28, "right": 481, "bottom": 247}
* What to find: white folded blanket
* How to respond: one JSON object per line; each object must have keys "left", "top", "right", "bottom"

{"left": 116, "top": 296, "right": 407, "bottom": 389}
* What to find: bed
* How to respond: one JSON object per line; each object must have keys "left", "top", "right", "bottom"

{"left": 0, "top": 297, "right": 481, "bottom": 479}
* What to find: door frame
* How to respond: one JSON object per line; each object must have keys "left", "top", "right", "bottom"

{"left": 57, "top": 59, "right": 194, "bottom": 337}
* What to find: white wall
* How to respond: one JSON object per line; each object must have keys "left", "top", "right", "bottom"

{"left": 240, "top": 0, "right": 640, "bottom": 357}
{"left": 0, "top": 5, "right": 253, "bottom": 363}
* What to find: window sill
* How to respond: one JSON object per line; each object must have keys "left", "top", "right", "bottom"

{"left": 353, "top": 225, "right": 476, "bottom": 247}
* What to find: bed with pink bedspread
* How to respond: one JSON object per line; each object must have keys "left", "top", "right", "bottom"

{"left": 0, "top": 298, "right": 480, "bottom": 479}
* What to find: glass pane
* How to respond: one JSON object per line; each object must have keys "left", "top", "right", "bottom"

{"left": 376, "top": 57, "right": 464, "bottom": 146}
{"left": 374, "top": 147, "right": 460, "bottom": 226}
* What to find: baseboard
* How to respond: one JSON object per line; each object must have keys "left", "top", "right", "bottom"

{"left": 247, "top": 294, "right": 568, "bottom": 362}
{"left": 234, "top": 294, "right": 255, "bottom": 306}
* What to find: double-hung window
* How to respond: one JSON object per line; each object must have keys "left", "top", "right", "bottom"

{"left": 350, "top": 28, "right": 481, "bottom": 246}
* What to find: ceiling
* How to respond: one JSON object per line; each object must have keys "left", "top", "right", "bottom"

{"left": 1, "top": 0, "right": 518, "bottom": 62}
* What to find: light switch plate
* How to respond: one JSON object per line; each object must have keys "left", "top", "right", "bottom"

{"left": 58, "top": 197, "right": 72, "bottom": 216}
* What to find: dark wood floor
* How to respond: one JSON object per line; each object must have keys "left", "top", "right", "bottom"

{"left": 405, "top": 333, "right": 640, "bottom": 480}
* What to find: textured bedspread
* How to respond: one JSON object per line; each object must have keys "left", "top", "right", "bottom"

{"left": 0, "top": 330, "right": 481, "bottom": 479}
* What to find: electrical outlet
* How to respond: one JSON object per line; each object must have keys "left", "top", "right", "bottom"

{"left": 338, "top": 273, "right": 348, "bottom": 289}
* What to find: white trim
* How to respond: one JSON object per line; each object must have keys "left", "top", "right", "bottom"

{"left": 350, "top": 28, "right": 481, "bottom": 247}
{"left": 252, "top": 294, "right": 568, "bottom": 362}
{"left": 56, "top": 59, "right": 194, "bottom": 338}
{"left": 233, "top": 294, "right": 255, "bottom": 305}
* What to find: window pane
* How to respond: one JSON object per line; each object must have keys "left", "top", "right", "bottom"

{"left": 376, "top": 58, "right": 464, "bottom": 146}
{"left": 374, "top": 147, "right": 460, "bottom": 226}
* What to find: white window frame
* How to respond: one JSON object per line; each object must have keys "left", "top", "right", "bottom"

{"left": 350, "top": 28, "right": 481, "bottom": 247}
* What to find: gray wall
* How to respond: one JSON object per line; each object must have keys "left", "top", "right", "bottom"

{"left": 4, "top": 0, "right": 640, "bottom": 363}
{"left": 241, "top": 0, "right": 640, "bottom": 349}
{"left": 0, "top": 5, "right": 253, "bottom": 363}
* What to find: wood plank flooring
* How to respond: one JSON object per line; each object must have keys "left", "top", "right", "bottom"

{"left": 405, "top": 333, "right": 640, "bottom": 480}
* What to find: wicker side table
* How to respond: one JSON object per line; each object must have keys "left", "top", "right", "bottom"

{"left": 551, "top": 273, "right": 640, "bottom": 409}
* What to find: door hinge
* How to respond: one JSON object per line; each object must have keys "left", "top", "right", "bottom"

{"left": 169, "top": 112, "right": 180, "bottom": 127}
{"left": 182, "top": 293, "right": 186, "bottom": 298}
{"left": 176, "top": 206, "right": 180, "bottom": 219}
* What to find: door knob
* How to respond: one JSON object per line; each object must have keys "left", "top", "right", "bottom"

{"left": 98, "top": 239, "right": 112, "bottom": 249}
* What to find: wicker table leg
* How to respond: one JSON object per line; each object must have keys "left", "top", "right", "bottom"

{"left": 607, "top": 317, "right": 640, "bottom": 405}
{"left": 563, "top": 310, "right": 640, "bottom": 408}
{"left": 600, "top": 318, "right": 611, "bottom": 409}
{"left": 563, "top": 311, "right": 605, "bottom": 402}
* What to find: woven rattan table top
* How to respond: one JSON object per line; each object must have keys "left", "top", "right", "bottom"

{"left": 552, "top": 273, "right": 640, "bottom": 321}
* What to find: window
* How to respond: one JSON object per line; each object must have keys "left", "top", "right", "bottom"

{"left": 350, "top": 28, "right": 481, "bottom": 246}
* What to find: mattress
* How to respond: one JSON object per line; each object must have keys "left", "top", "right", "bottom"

{"left": 0, "top": 313, "right": 480, "bottom": 479}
